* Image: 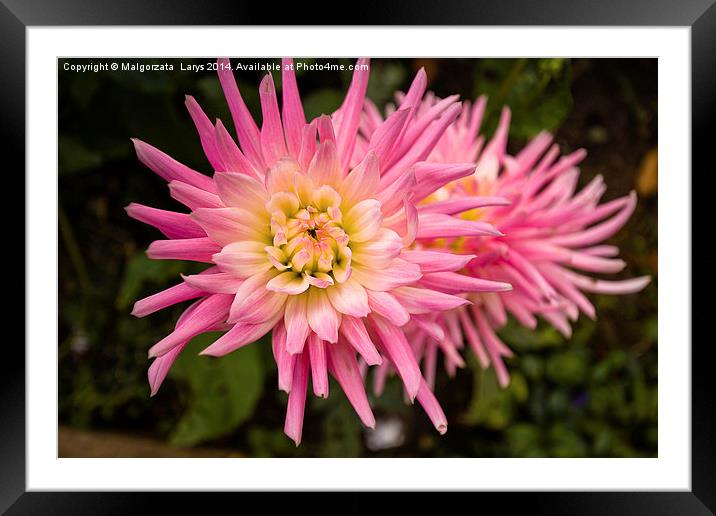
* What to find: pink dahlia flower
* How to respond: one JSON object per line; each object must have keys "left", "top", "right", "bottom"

{"left": 359, "top": 93, "right": 650, "bottom": 390}
{"left": 127, "top": 59, "right": 510, "bottom": 444}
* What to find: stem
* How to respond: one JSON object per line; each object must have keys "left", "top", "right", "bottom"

{"left": 59, "top": 204, "right": 91, "bottom": 327}
{"left": 490, "top": 58, "right": 528, "bottom": 113}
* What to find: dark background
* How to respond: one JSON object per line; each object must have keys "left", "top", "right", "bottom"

{"left": 58, "top": 57, "right": 657, "bottom": 458}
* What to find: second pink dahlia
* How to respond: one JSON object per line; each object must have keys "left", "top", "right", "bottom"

{"left": 360, "top": 93, "right": 651, "bottom": 390}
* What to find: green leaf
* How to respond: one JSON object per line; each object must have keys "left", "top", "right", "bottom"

{"left": 168, "top": 332, "right": 266, "bottom": 447}
{"left": 473, "top": 58, "right": 572, "bottom": 140}
{"left": 462, "top": 362, "right": 523, "bottom": 430}
{"left": 545, "top": 350, "right": 588, "bottom": 386}
{"left": 59, "top": 135, "right": 104, "bottom": 175}
{"left": 115, "top": 253, "right": 192, "bottom": 310}
{"left": 366, "top": 62, "right": 407, "bottom": 107}
{"left": 302, "top": 89, "right": 345, "bottom": 121}
{"left": 319, "top": 388, "right": 363, "bottom": 457}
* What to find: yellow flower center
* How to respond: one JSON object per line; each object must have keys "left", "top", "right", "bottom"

{"left": 264, "top": 176, "right": 352, "bottom": 288}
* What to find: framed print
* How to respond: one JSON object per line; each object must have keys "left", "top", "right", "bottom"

{"left": 3, "top": 0, "right": 711, "bottom": 513}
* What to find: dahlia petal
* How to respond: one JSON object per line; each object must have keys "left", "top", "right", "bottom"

{"left": 513, "top": 130, "right": 553, "bottom": 172}
{"left": 272, "top": 321, "right": 296, "bottom": 393}
{"left": 214, "top": 119, "right": 263, "bottom": 178}
{"left": 550, "top": 191, "right": 638, "bottom": 248}
{"left": 392, "top": 286, "right": 470, "bottom": 313}
{"left": 569, "top": 252, "right": 626, "bottom": 274}
{"left": 181, "top": 271, "right": 243, "bottom": 294}
{"left": 475, "top": 107, "right": 511, "bottom": 182}
{"left": 369, "top": 108, "right": 411, "bottom": 167}
{"left": 213, "top": 172, "right": 269, "bottom": 212}
{"left": 581, "top": 245, "right": 621, "bottom": 257}
{"left": 307, "top": 288, "right": 340, "bottom": 343}
{"left": 125, "top": 203, "right": 205, "bottom": 239}
{"left": 304, "top": 273, "right": 333, "bottom": 289}
{"left": 284, "top": 352, "right": 310, "bottom": 446}
{"left": 148, "top": 294, "right": 233, "bottom": 357}
{"left": 292, "top": 172, "right": 317, "bottom": 207}
{"left": 332, "top": 246, "right": 353, "bottom": 284}
{"left": 281, "top": 58, "right": 306, "bottom": 158}
{"left": 564, "top": 271, "right": 652, "bottom": 295}
{"left": 401, "top": 250, "right": 475, "bottom": 274}
{"left": 369, "top": 314, "right": 421, "bottom": 401}
{"left": 393, "top": 94, "right": 460, "bottom": 167}
{"left": 343, "top": 199, "right": 383, "bottom": 242}
{"left": 229, "top": 271, "right": 287, "bottom": 324}
{"left": 540, "top": 309, "right": 573, "bottom": 339}
{"left": 459, "top": 308, "right": 490, "bottom": 368}
{"left": 168, "top": 180, "right": 222, "bottom": 210}
{"left": 339, "top": 150, "right": 380, "bottom": 207}
{"left": 132, "top": 139, "right": 216, "bottom": 193}
{"left": 213, "top": 240, "right": 272, "bottom": 278}
{"left": 265, "top": 158, "right": 301, "bottom": 195}
{"left": 336, "top": 58, "right": 370, "bottom": 170}
{"left": 351, "top": 259, "right": 422, "bottom": 292}
{"left": 259, "top": 74, "right": 288, "bottom": 164}
{"left": 308, "top": 140, "right": 342, "bottom": 188}
{"left": 497, "top": 261, "right": 546, "bottom": 305}
{"left": 512, "top": 241, "right": 626, "bottom": 274}
{"left": 432, "top": 329, "right": 466, "bottom": 370}
{"left": 132, "top": 282, "right": 205, "bottom": 318}
{"left": 147, "top": 237, "right": 221, "bottom": 263}
{"left": 298, "top": 120, "right": 318, "bottom": 172}
{"left": 317, "top": 114, "right": 336, "bottom": 143}
{"left": 467, "top": 95, "right": 488, "bottom": 135}
{"left": 146, "top": 299, "right": 211, "bottom": 396}
{"left": 423, "top": 341, "right": 438, "bottom": 391}
{"left": 505, "top": 249, "right": 559, "bottom": 302}
{"left": 308, "top": 334, "right": 329, "bottom": 398}
{"left": 326, "top": 279, "right": 370, "bottom": 318}
{"left": 416, "top": 213, "right": 503, "bottom": 239}
{"left": 572, "top": 195, "right": 632, "bottom": 226}
{"left": 366, "top": 290, "right": 410, "bottom": 326}
{"left": 522, "top": 148, "right": 587, "bottom": 200}
{"left": 419, "top": 272, "right": 511, "bottom": 294}
{"left": 372, "top": 360, "right": 390, "bottom": 396}
{"left": 284, "top": 294, "right": 312, "bottom": 354}
{"left": 350, "top": 228, "right": 403, "bottom": 269}
{"left": 327, "top": 339, "right": 376, "bottom": 428}
{"left": 417, "top": 196, "right": 510, "bottom": 215}
{"left": 192, "top": 207, "right": 269, "bottom": 246}
{"left": 148, "top": 343, "right": 184, "bottom": 396}
{"left": 376, "top": 169, "right": 416, "bottom": 216}
{"left": 411, "top": 315, "right": 445, "bottom": 342}
{"left": 216, "top": 58, "right": 265, "bottom": 171}
{"left": 185, "top": 95, "right": 223, "bottom": 171}
{"left": 339, "top": 316, "right": 382, "bottom": 366}
{"left": 398, "top": 67, "right": 428, "bottom": 111}
{"left": 411, "top": 162, "right": 476, "bottom": 202}
{"left": 416, "top": 379, "right": 448, "bottom": 435}
{"left": 501, "top": 293, "right": 538, "bottom": 329}
{"left": 443, "top": 310, "right": 464, "bottom": 351}
{"left": 311, "top": 185, "right": 342, "bottom": 212}
{"left": 267, "top": 271, "right": 310, "bottom": 295}
{"left": 401, "top": 199, "right": 418, "bottom": 246}
{"left": 482, "top": 292, "right": 508, "bottom": 327}
{"left": 265, "top": 192, "right": 300, "bottom": 217}
{"left": 383, "top": 102, "right": 462, "bottom": 180}
{"left": 199, "top": 314, "right": 280, "bottom": 357}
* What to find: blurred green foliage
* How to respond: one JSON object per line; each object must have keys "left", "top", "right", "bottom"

{"left": 58, "top": 58, "right": 657, "bottom": 457}
{"left": 473, "top": 58, "right": 573, "bottom": 138}
{"left": 169, "top": 333, "right": 266, "bottom": 446}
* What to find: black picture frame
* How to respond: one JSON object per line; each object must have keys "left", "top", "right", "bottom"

{"left": 3, "top": 0, "right": 709, "bottom": 513}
